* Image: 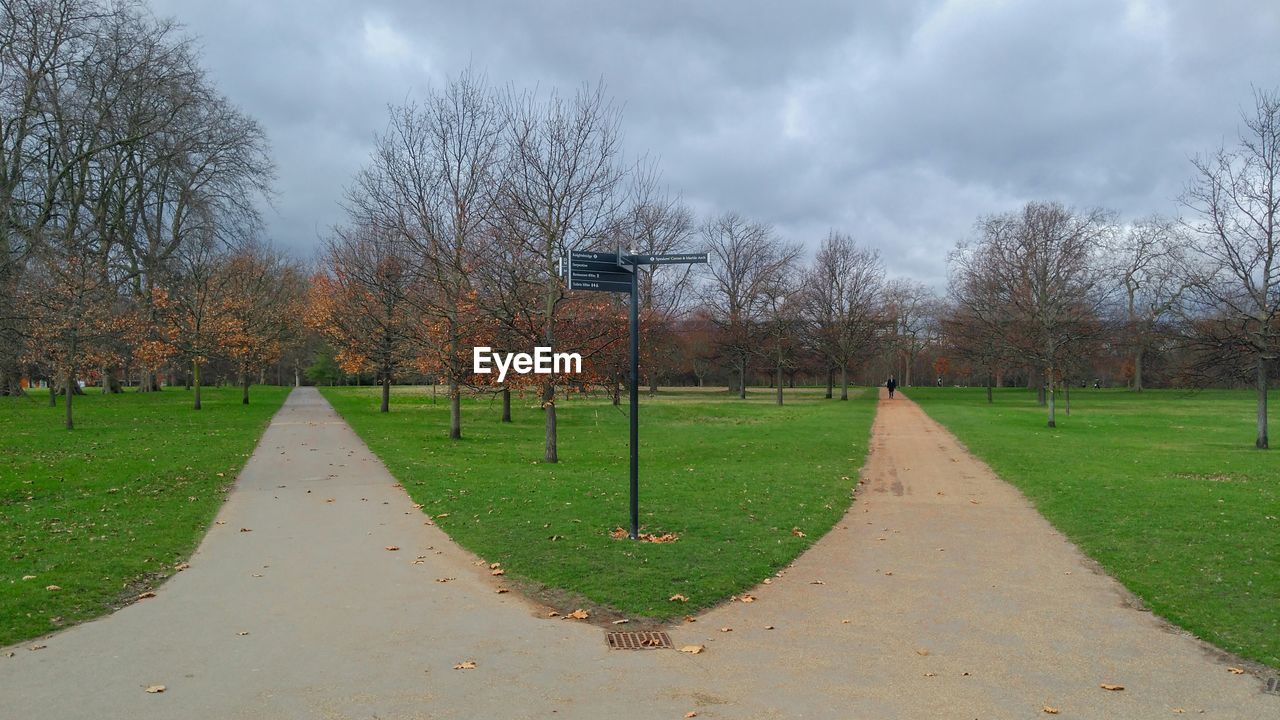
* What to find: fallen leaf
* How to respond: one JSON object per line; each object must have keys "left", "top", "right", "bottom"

{"left": 764, "top": 625, "right": 775, "bottom": 630}
{"left": 21, "top": 575, "right": 35, "bottom": 580}
{"left": 436, "top": 513, "right": 450, "bottom": 518}
{"left": 884, "top": 571, "right": 894, "bottom": 576}
{"left": 612, "top": 619, "right": 630, "bottom": 625}
{"left": 842, "top": 619, "right": 851, "bottom": 624}
{"left": 669, "top": 594, "right": 689, "bottom": 603}
{"left": 739, "top": 594, "right": 756, "bottom": 603}
{"left": 683, "top": 615, "right": 696, "bottom": 623}
{"left": 489, "top": 563, "right": 502, "bottom": 569}
{"left": 236, "top": 631, "right": 249, "bottom": 636}
{"left": 214, "top": 521, "right": 226, "bottom": 525}
{"left": 567, "top": 609, "right": 589, "bottom": 620}
{"left": 679, "top": 645, "right": 705, "bottom": 654}
{"left": 809, "top": 580, "right": 825, "bottom": 585}
{"left": 1043, "top": 706, "right": 1059, "bottom": 714}
{"left": 453, "top": 661, "right": 476, "bottom": 670}
{"left": 28, "top": 644, "right": 46, "bottom": 651}
{"left": 490, "top": 569, "right": 505, "bottom": 576}
{"left": 325, "top": 498, "right": 335, "bottom": 503}
{"left": 145, "top": 685, "right": 166, "bottom": 694}
{"left": 1227, "top": 667, "right": 1245, "bottom": 674}
{"left": 761, "top": 578, "right": 772, "bottom": 585}
{"left": 45, "top": 585, "right": 60, "bottom": 591}
{"left": 173, "top": 563, "right": 190, "bottom": 571}
{"left": 720, "top": 627, "right": 732, "bottom": 632}
{"left": 1173, "top": 709, "right": 1185, "bottom": 714}
{"left": 385, "top": 545, "right": 399, "bottom": 551}
{"left": 239, "top": 528, "right": 252, "bottom": 533}
{"left": 435, "top": 577, "right": 453, "bottom": 583}
{"left": 495, "top": 588, "right": 509, "bottom": 594}
{"left": 791, "top": 527, "right": 806, "bottom": 537}
{"left": 137, "top": 592, "right": 156, "bottom": 600}
{"left": 547, "top": 611, "right": 560, "bottom": 618}
{"left": 685, "top": 713, "right": 698, "bottom": 718}
{"left": 251, "top": 573, "right": 263, "bottom": 577}
{"left": 915, "top": 648, "right": 929, "bottom": 656}
{"left": 1100, "top": 684, "right": 1125, "bottom": 691}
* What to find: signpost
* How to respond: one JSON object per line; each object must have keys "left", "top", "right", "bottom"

{"left": 563, "top": 248, "right": 709, "bottom": 539}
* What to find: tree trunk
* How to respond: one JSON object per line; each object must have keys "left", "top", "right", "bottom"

{"left": 501, "top": 387, "right": 511, "bottom": 423}
{"left": 825, "top": 367, "right": 833, "bottom": 399}
{"left": 64, "top": 372, "right": 74, "bottom": 430}
{"left": 1064, "top": 383, "right": 1070, "bottom": 416}
{"left": 241, "top": 372, "right": 250, "bottom": 405}
{"left": 904, "top": 355, "right": 913, "bottom": 387}
{"left": 542, "top": 380, "right": 558, "bottom": 463}
{"left": 1046, "top": 378, "right": 1055, "bottom": 428}
{"left": 380, "top": 373, "right": 390, "bottom": 413}
{"left": 49, "top": 381, "right": 56, "bottom": 407}
{"left": 1257, "top": 355, "right": 1269, "bottom": 450}
{"left": 1133, "top": 347, "right": 1144, "bottom": 392}
{"left": 192, "top": 360, "right": 202, "bottom": 410}
{"left": 649, "top": 374, "right": 658, "bottom": 396}
{"left": 986, "top": 373, "right": 994, "bottom": 404}
{"left": 839, "top": 364, "right": 849, "bottom": 401}
{"left": 738, "top": 360, "right": 747, "bottom": 400}
{"left": 775, "top": 364, "right": 783, "bottom": 405}
{"left": 449, "top": 380, "right": 461, "bottom": 440}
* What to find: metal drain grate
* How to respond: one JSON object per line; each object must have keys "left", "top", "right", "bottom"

{"left": 1266, "top": 677, "right": 1279, "bottom": 695}
{"left": 606, "top": 631, "right": 672, "bottom": 650}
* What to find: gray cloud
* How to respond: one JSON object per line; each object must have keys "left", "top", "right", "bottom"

{"left": 152, "top": 0, "right": 1280, "bottom": 288}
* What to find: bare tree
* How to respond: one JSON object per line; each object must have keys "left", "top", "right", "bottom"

{"left": 1112, "top": 216, "right": 1188, "bottom": 391}
{"left": 350, "top": 69, "right": 504, "bottom": 438}
{"left": 498, "top": 82, "right": 626, "bottom": 462}
{"left": 951, "top": 202, "right": 1113, "bottom": 427}
{"left": 884, "top": 278, "right": 938, "bottom": 387}
{"left": 701, "top": 212, "right": 801, "bottom": 399}
{"left": 1181, "top": 87, "right": 1280, "bottom": 448}
{"left": 803, "top": 231, "right": 884, "bottom": 400}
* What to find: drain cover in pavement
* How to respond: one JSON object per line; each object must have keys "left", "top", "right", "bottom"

{"left": 606, "top": 631, "right": 672, "bottom": 650}
{"left": 1266, "top": 677, "right": 1279, "bottom": 695}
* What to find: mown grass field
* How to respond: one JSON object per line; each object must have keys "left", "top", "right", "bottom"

{"left": 321, "top": 385, "right": 877, "bottom": 620}
{"left": 906, "top": 386, "right": 1279, "bottom": 669}
{"left": 0, "top": 386, "right": 288, "bottom": 647}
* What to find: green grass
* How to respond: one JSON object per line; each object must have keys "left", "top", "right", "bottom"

{"left": 0, "top": 385, "right": 289, "bottom": 647}
{"left": 320, "top": 385, "right": 877, "bottom": 620}
{"left": 906, "top": 386, "right": 1279, "bottom": 669}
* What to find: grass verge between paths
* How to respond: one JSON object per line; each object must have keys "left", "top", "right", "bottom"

{"left": 320, "top": 386, "right": 877, "bottom": 620}
{"left": 907, "top": 387, "right": 1279, "bottom": 669}
{"left": 1, "top": 385, "right": 289, "bottom": 647}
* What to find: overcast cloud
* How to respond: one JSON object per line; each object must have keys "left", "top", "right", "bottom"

{"left": 150, "top": 0, "right": 1280, "bottom": 287}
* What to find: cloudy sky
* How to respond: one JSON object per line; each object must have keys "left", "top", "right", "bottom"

{"left": 151, "top": 0, "right": 1280, "bottom": 287}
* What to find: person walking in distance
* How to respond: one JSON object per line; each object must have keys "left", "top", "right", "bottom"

{"left": 886, "top": 376, "right": 898, "bottom": 399}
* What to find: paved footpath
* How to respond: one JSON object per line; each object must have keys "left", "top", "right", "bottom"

{"left": 3, "top": 388, "right": 1275, "bottom": 719}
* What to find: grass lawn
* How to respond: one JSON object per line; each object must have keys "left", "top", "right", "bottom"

{"left": 0, "top": 385, "right": 289, "bottom": 647}
{"left": 906, "top": 386, "right": 1279, "bottom": 669}
{"left": 320, "top": 385, "right": 876, "bottom": 620}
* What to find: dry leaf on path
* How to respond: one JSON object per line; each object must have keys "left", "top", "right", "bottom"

{"left": 915, "top": 648, "right": 929, "bottom": 656}
{"left": 739, "top": 595, "right": 756, "bottom": 603}
{"left": 685, "top": 713, "right": 697, "bottom": 718}
{"left": 679, "top": 645, "right": 705, "bottom": 654}
{"left": 495, "top": 588, "right": 509, "bottom": 594}
{"left": 490, "top": 569, "right": 505, "bottom": 576}
{"left": 239, "top": 528, "right": 252, "bottom": 533}
{"left": 683, "top": 615, "right": 696, "bottom": 623}
{"left": 236, "top": 631, "right": 249, "bottom": 636}
{"left": 1042, "top": 706, "right": 1059, "bottom": 714}
{"left": 669, "top": 594, "right": 689, "bottom": 602}
{"left": 1227, "top": 667, "right": 1245, "bottom": 674}
{"left": 385, "top": 546, "right": 399, "bottom": 551}
{"left": 719, "top": 627, "right": 732, "bottom": 632}
{"left": 137, "top": 592, "right": 156, "bottom": 600}
{"left": 567, "top": 609, "right": 589, "bottom": 620}
{"left": 1100, "top": 684, "right": 1125, "bottom": 691}
{"left": 174, "top": 563, "right": 190, "bottom": 571}
{"left": 453, "top": 661, "right": 476, "bottom": 670}
{"left": 28, "top": 644, "right": 46, "bottom": 651}
{"left": 145, "top": 685, "right": 165, "bottom": 694}
{"left": 546, "top": 611, "right": 560, "bottom": 618}
{"left": 435, "top": 577, "right": 453, "bottom": 583}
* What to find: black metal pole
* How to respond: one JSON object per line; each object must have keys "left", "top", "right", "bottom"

{"left": 629, "top": 266, "right": 639, "bottom": 540}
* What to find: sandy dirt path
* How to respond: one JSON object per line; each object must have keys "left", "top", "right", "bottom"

{"left": 2, "top": 387, "right": 1273, "bottom": 718}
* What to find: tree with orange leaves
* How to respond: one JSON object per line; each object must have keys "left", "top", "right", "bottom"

{"left": 220, "top": 243, "right": 306, "bottom": 404}
{"left": 307, "top": 223, "right": 419, "bottom": 413}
